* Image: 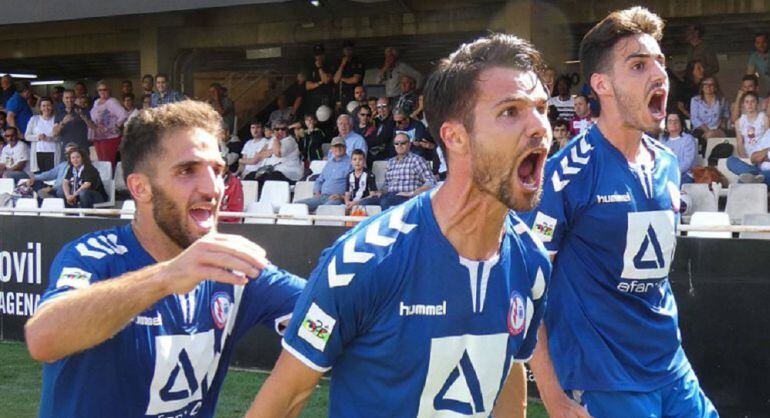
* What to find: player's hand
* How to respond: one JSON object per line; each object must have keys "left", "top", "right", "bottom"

{"left": 160, "top": 232, "right": 270, "bottom": 294}
{"left": 542, "top": 393, "right": 593, "bottom": 418}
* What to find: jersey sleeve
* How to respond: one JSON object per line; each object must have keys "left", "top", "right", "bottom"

{"left": 39, "top": 242, "right": 104, "bottom": 309}
{"left": 237, "top": 265, "right": 305, "bottom": 336}
{"left": 514, "top": 245, "right": 551, "bottom": 362}
{"left": 282, "top": 240, "right": 388, "bottom": 372}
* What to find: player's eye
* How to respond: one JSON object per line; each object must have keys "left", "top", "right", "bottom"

{"left": 632, "top": 61, "right": 645, "bottom": 71}
{"left": 501, "top": 107, "right": 519, "bottom": 118}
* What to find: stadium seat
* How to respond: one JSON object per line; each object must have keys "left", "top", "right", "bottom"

{"left": 681, "top": 183, "right": 718, "bottom": 223}
{"left": 309, "top": 160, "right": 327, "bottom": 176}
{"left": 93, "top": 161, "right": 113, "bottom": 182}
{"left": 292, "top": 181, "right": 315, "bottom": 203}
{"left": 364, "top": 205, "right": 382, "bottom": 216}
{"left": 725, "top": 183, "right": 768, "bottom": 224}
{"left": 244, "top": 201, "right": 275, "bottom": 224}
{"left": 114, "top": 162, "right": 127, "bottom": 192}
{"left": 372, "top": 161, "right": 388, "bottom": 190}
{"left": 315, "top": 205, "right": 345, "bottom": 226}
{"left": 321, "top": 143, "right": 332, "bottom": 157}
{"left": 14, "top": 198, "right": 38, "bottom": 216}
{"left": 704, "top": 137, "right": 737, "bottom": 161}
{"left": 688, "top": 212, "right": 731, "bottom": 238}
{"left": 242, "top": 180, "right": 259, "bottom": 205}
{"left": 94, "top": 180, "right": 116, "bottom": 208}
{"left": 277, "top": 203, "right": 311, "bottom": 225}
{"left": 739, "top": 213, "right": 770, "bottom": 240}
{"left": 121, "top": 200, "right": 136, "bottom": 220}
{"left": 259, "top": 181, "right": 290, "bottom": 210}
{"left": 0, "top": 178, "right": 14, "bottom": 195}
{"left": 40, "top": 198, "right": 65, "bottom": 217}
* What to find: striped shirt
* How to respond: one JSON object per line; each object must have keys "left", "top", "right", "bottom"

{"left": 346, "top": 170, "right": 377, "bottom": 200}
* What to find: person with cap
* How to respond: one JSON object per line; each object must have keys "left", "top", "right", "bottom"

{"left": 306, "top": 44, "right": 334, "bottom": 117}
{"left": 334, "top": 40, "right": 365, "bottom": 113}
{"left": 23, "top": 142, "right": 80, "bottom": 200}
{"left": 295, "top": 136, "right": 351, "bottom": 212}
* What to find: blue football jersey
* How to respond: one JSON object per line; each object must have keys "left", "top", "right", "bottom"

{"left": 38, "top": 224, "right": 305, "bottom": 418}
{"left": 522, "top": 125, "right": 690, "bottom": 392}
{"left": 282, "top": 192, "right": 551, "bottom": 418}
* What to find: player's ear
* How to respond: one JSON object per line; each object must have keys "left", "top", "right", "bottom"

{"left": 126, "top": 172, "right": 153, "bottom": 203}
{"left": 439, "top": 120, "right": 470, "bottom": 157}
{"left": 590, "top": 73, "right": 612, "bottom": 97}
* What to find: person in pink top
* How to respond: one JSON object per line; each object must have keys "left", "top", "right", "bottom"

{"left": 90, "top": 81, "right": 127, "bottom": 167}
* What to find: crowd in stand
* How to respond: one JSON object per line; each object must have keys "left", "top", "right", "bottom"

{"left": 1, "top": 28, "right": 769, "bottom": 215}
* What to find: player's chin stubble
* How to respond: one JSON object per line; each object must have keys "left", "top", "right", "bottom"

{"left": 151, "top": 184, "right": 197, "bottom": 250}
{"left": 471, "top": 145, "right": 541, "bottom": 212}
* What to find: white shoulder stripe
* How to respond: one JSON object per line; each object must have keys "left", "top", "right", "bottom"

{"left": 282, "top": 339, "right": 332, "bottom": 373}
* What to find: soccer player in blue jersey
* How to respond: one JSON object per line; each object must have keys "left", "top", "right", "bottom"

{"left": 24, "top": 101, "right": 305, "bottom": 418}
{"left": 247, "top": 34, "right": 552, "bottom": 418}
{"left": 524, "top": 7, "right": 718, "bottom": 418}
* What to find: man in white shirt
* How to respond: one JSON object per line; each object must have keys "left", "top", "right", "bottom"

{"left": 239, "top": 121, "right": 272, "bottom": 180}
{"left": 1, "top": 126, "right": 31, "bottom": 181}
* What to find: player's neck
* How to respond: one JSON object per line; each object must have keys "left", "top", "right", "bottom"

{"left": 432, "top": 176, "right": 507, "bottom": 261}
{"left": 597, "top": 113, "right": 649, "bottom": 163}
{"left": 131, "top": 215, "right": 184, "bottom": 262}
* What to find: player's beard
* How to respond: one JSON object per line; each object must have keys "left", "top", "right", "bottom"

{"left": 470, "top": 139, "right": 541, "bottom": 212}
{"left": 151, "top": 183, "right": 214, "bottom": 249}
{"left": 612, "top": 80, "right": 664, "bottom": 135}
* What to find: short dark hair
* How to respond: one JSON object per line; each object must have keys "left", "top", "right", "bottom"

{"left": 122, "top": 93, "right": 135, "bottom": 101}
{"left": 4, "top": 126, "right": 18, "bottom": 136}
{"left": 351, "top": 149, "right": 366, "bottom": 158}
{"left": 250, "top": 119, "right": 263, "bottom": 127}
{"left": 38, "top": 97, "right": 53, "bottom": 106}
{"left": 63, "top": 89, "right": 75, "bottom": 95}
{"left": 423, "top": 33, "right": 544, "bottom": 157}
{"left": 552, "top": 119, "right": 569, "bottom": 129}
{"left": 756, "top": 33, "right": 768, "bottom": 41}
{"left": 142, "top": 74, "right": 154, "bottom": 82}
{"left": 742, "top": 74, "right": 759, "bottom": 85}
{"left": 120, "top": 101, "right": 223, "bottom": 183}
{"left": 66, "top": 147, "right": 91, "bottom": 167}
{"left": 741, "top": 91, "right": 759, "bottom": 105}
{"left": 121, "top": 80, "right": 132, "bottom": 86}
{"left": 579, "top": 7, "right": 664, "bottom": 87}
{"left": 575, "top": 93, "right": 589, "bottom": 102}
{"left": 155, "top": 73, "right": 169, "bottom": 81}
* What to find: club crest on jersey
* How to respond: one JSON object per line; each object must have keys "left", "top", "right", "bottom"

{"left": 210, "top": 292, "right": 232, "bottom": 329}
{"left": 507, "top": 291, "right": 526, "bottom": 336}
{"left": 298, "top": 303, "right": 336, "bottom": 351}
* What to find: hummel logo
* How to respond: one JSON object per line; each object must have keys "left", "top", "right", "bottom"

{"left": 399, "top": 301, "right": 447, "bottom": 316}
{"left": 596, "top": 193, "right": 631, "bottom": 204}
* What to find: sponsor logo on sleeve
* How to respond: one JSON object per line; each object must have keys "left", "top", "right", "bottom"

{"left": 56, "top": 267, "right": 92, "bottom": 289}
{"left": 532, "top": 212, "right": 556, "bottom": 243}
{"left": 298, "top": 302, "right": 336, "bottom": 351}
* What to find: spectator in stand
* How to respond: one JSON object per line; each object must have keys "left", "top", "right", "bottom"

{"left": 120, "top": 80, "right": 133, "bottom": 96}
{"left": 219, "top": 170, "right": 244, "bottom": 223}
{"left": 53, "top": 89, "right": 95, "bottom": 160}
{"left": 344, "top": 148, "right": 377, "bottom": 211}
{"left": 268, "top": 94, "right": 293, "bottom": 127}
{"left": 287, "top": 72, "right": 307, "bottom": 123}
{"left": 392, "top": 108, "right": 433, "bottom": 161}
{"left": 550, "top": 119, "right": 571, "bottom": 156}
{"left": 254, "top": 119, "right": 304, "bottom": 188}
{"left": 151, "top": 73, "right": 184, "bottom": 107}
{"left": 0, "top": 74, "right": 16, "bottom": 108}
{"left": 334, "top": 40, "right": 364, "bottom": 112}
{"left": 685, "top": 24, "right": 719, "bottom": 76}
{"left": 548, "top": 75, "right": 575, "bottom": 121}
{"left": 543, "top": 67, "right": 557, "bottom": 96}
{"left": 367, "top": 96, "right": 378, "bottom": 116}
{"left": 51, "top": 86, "right": 65, "bottom": 112}
{"left": 330, "top": 114, "right": 366, "bottom": 158}
{"left": 569, "top": 94, "right": 594, "bottom": 136}
{"left": 747, "top": 33, "right": 770, "bottom": 89}
{"left": 25, "top": 97, "right": 59, "bottom": 172}
{"left": 207, "top": 83, "right": 235, "bottom": 131}
{"left": 0, "top": 127, "right": 30, "bottom": 180}
{"left": 344, "top": 85, "right": 367, "bottom": 116}
{"left": 24, "top": 142, "right": 79, "bottom": 199}
{"left": 140, "top": 74, "right": 154, "bottom": 98}
{"left": 660, "top": 113, "right": 698, "bottom": 184}
{"left": 297, "top": 114, "right": 326, "bottom": 163}
{"left": 728, "top": 94, "right": 770, "bottom": 185}
{"left": 90, "top": 81, "right": 128, "bottom": 166}
{"left": 410, "top": 94, "right": 425, "bottom": 124}
{"left": 6, "top": 82, "right": 33, "bottom": 135}
{"left": 122, "top": 93, "right": 140, "bottom": 123}
{"left": 74, "top": 81, "right": 89, "bottom": 104}
{"left": 141, "top": 94, "right": 152, "bottom": 110}
{"left": 354, "top": 105, "right": 376, "bottom": 146}
{"left": 239, "top": 121, "right": 272, "bottom": 180}
{"left": 394, "top": 75, "right": 419, "bottom": 115}
{"left": 690, "top": 76, "right": 728, "bottom": 140}
{"left": 60, "top": 147, "right": 106, "bottom": 208}
{"left": 360, "top": 132, "right": 435, "bottom": 210}
{"left": 306, "top": 44, "right": 334, "bottom": 113}
{"left": 731, "top": 74, "right": 766, "bottom": 122}
{"left": 371, "top": 97, "right": 395, "bottom": 161}
{"left": 378, "top": 47, "right": 423, "bottom": 102}
{"left": 296, "top": 137, "right": 351, "bottom": 212}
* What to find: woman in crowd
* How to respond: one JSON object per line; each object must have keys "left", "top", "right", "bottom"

{"left": 728, "top": 91, "right": 770, "bottom": 184}
{"left": 25, "top": 97, "right": 59, "bottom": 172}
{"left": 90, "top": 81, "right": 127, "bottom": 167}
{"left": 690, "top": 76, "right": 729, "bottom": 140}
{"left": 253, "top": 119, "right": 304, "bottom": 189}
{"left": 660, "top": 113, "right": 698, "bottom": 184}
{"left": 354, "top": 105, "right": 377, "bottom": 148}
{"left": 679, "top": 60, "right": 705, "bottom": 118}
{"left": 59, "top": 147, "right": 107, "bottom": 208}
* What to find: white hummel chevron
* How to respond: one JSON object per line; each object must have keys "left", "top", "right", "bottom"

{"left": 579, "top": 136, "right": 593, "bottom": 154}
{"left": 552, "top": 171, "right": 570, "bottom": 192}
{"left": 560, "top": 156, "right": 580, "bottom": 175}
{"left": 328, "top": 256, "right": 356, "bottom": 287}
{"left": 570, "top": 145, "right": 590, "bottom": 165}
{"left": 388, "top": 206, "right": 417, "bottom": 233}
{"left": 365, "top": 220, "right": 397, "bottom": 247}
{"left": 532, "top": 268, "right": 545, "bottom": 300}
{"left": 343, "top": 238, "right": 374, "bottom": 264}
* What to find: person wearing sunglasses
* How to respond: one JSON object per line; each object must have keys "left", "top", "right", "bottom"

{"left": 391, "top": 108, "right": 435, "bottom": 162}
{"left": 90, "top": 81, "right": 128, "bottom": 168}
{"left": 253, "top": 119, "right": 305, "bottom": 189}
{"left": 353, "top": 105, "right": 377, "bottom": 154}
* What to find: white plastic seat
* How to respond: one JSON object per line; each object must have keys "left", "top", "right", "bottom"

{"left": 372, "top": 161, "right": 388, "bottom": 190}
{"left": 40, "top": 198, "right": 65, "bottom": 217}
{"left": 277, "top": 203, "right": 311, "bottom": 225}
{"left": 121, "top": 199, "right": 136, "bottom": 219}
{"left": 93, "top": 161, "right": 113, "bottom": 182}
{"left": 309, "top": 160, "right": 327, "bottom": 176}
{"left": 244, "top": 201, "right": 275, "bottom": 224}
{"left": 740, "top": 213, "right": 770, "bottom": 240}
{"left": 315, "top": 205, "right": 346, "bottom": 226}
{"left": 114, "top": 162, "right": 127, "bottom": 192}
{"left": 681, "top": 183, "right": 718, "bottom": 223}
{"left": 14, "top": 197, "right": 38, "bottom": 216}
{"left": 259, "top": 181, "right": 290, "bottom": 210}
{"left": 292, "top": 181, "right": 315, "bottom": 203}
{"left": 364, "top": 205, "right": 382, "bottom": 216}
{"left": 725, "top": 183, "right": 768, "bottom": 224}
{"left": 0, "top": 178, "right": 14, "bottom": 195}
{"left": 704, "top": 137, "right": 737, "bottom": 160}
{"left": 93, "top": 180, "right": 116, "bottom": 208}
{"left": 688, "top": 212, "right": 732, "bottom": 238}
{"left": 242, "top": 180, "right": 259, "bottom": 205}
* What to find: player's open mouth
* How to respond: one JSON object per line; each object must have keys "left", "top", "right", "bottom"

{"left": 647, "top": 89, "right": 667, "bottom": 121}
{"left": 517, "top": 147, "right": 547, "bottom": 192}
{"left": 189, "top": 205, "right": 215, "bottom": 230}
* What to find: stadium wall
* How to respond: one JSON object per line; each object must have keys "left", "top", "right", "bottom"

{"left": 0, "top": 216, "right": 767, "bottom": 416}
